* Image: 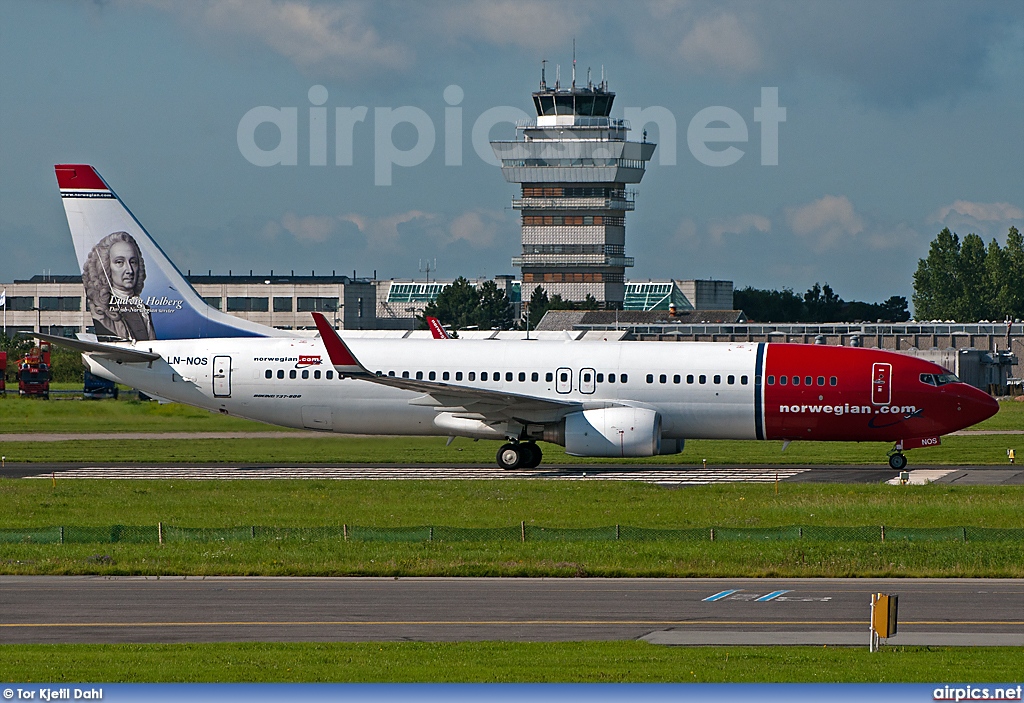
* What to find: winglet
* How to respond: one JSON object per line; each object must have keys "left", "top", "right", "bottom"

{"left": 426, "top": 316, "right": 450, "bottom": 339}
{"left": 312, "top": 313, "right": 368, "bottom": 375}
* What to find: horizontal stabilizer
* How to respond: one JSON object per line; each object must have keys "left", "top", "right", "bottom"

{"left": 33, "top": 332, "right": 161, "bottom": 364}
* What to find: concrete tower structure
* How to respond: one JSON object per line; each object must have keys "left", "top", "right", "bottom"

{"left": 491, "top": 62, "right": 655, "bottom": 308}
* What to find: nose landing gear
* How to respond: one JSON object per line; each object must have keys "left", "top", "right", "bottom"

{"left": 887, "top": 445, "right": 908, "bottom": 471}
{"left": 496, "top": 441, "right": 543, "bottom": 470}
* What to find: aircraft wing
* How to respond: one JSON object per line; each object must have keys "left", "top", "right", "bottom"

{"left": 311, "top": 313, "right": 580, "bottom": 422}
{"left": 33, "top": 332, "right": 161, "bottom": 364}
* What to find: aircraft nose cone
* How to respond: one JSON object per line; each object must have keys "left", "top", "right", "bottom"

{"left": 957, "top": 385, "right": 999, "bottom": 429}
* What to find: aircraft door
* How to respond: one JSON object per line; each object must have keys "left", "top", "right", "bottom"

{"left": 871, "top": 362, "right": 891, "bottom": 405}
{"left": 556, "top": 367, "right": 573, "bottom": 394}
{"left": 213, "top": 355, "right": 232, "bottom": 397}
{"left": 579, "top": 368, "right": 596, "bottom": 394}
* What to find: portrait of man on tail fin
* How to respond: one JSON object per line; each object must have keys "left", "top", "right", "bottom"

{"left": 82, "top": 231, "right": 155, "bottom": 341}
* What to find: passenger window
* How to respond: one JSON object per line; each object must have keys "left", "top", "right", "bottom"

{"left": 805, "top": 376, "right": 813, "bottom": 386}
{"left": 714, "top": 375, "right": 721, "bottom": 384}
{"left": 620, "top": 374, "right": 628, "bottom": 383}
{"left": 442, "top": 371, "right": 449, "bottom": 381}
{"left": 287, "top": 370, "right": 295, "bottom": 379}
{"left": 402, "top": 371, "right": 410, "bottom": 379}
{"left": 277, "top": 370, "right": 284, "bottom": 379}
{"left": 388, "top": 371, "right": 396, "bottom": 377}
{"left": 727, "top": 375, "right": 735, "bottom": 384}
{"left": 699, "top": 375, "right": 706, "bottom": 384}
{"left": 455, "top": 372, "right": 463, "bottom": 381}
{"left": 792, "top": 376, "right": 799, "bottom": 386}
{"left": 817, "top": 376, "right": 824, "bottom": 386}
{"left": 560, "top": 372, "right": 568, "bottom": 382}
{"left": 673, "top": 374, "right": 680, "bottom": 384}
{"left": 531, "top": 372, "right": 538, "bottom": 381}
{"left": 646, "top": 374, "right": 654, "bottom": 384}
{"left": 301, "top": 370, "right": 309, "bottom": 379}
{"left": 326, "top": 371, "right": 334, "bottom": 379}
{"left": 314, "top": 370, "right": 321, "bottom": 379}
{"left": 741, "top": 375, "right": 748, "bottom": 385}
{"left": 265, "top": 370, "right": 272, "bottom": 379}
{"left": 687, "top": 374, "right": 694, "bottom": 384}
{"left": 659, "top": 374, "right": 667, "bottom": 384}
{"left": 429, "top": 371, "right": 436, "bottom": 381}
{"left": 481, "top": 372, "right": 488, "bottom": 381}
{"left": 584, "top": 372, "right": 592, "bottom": 383}
{"left": 468, "top": 372, "right": 476, "bottom": 381}
{"left": 546, "top": 372, "right": 553, "bottom": 382}
{"left": 830, "top": 376, "right": 837, "bottom": 386}
{"left": 506, "top": 372, "right": 513, "bottom": 382}
{"left": 780, "top": 376, "right": 787, "bottom": 385}
{"left": 597, "top": 373, "right": 604, "bottom": 383}
{"left": 414, "top": 371, "right": 422, "bottom": 380}
{"left": 608, "top": 373, "right": 616, "bottom": 383}
{"left": 494, "top": 371, "right": 500, "bottom": 381}
{"left": 767, "top": 375, "right": 774, "bottom": 385}
{"left": 519, "top": 372, "right": 526, "bottom": 382}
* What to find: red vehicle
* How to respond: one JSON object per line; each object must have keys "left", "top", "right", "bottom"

{"left": 18, "top": 342, "right": 51, "bottom": 399}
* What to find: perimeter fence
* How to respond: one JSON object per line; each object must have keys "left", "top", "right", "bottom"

{"left": 1, "top": 524, "right": 1022, "bottom": 545}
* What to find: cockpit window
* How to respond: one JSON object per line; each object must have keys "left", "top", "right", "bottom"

{"left": 920, "top": 373, "right": 960, "bottom": 386}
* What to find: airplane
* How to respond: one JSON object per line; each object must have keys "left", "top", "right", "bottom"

{"left": 41, "top": 164, "right": 999, "bottom": 471}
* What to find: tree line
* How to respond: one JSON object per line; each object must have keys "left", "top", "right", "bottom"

{"left": 733, "top": 284, "right": 909, "bottom": 323}
{"left": 913, "top": 226, "right": 1023, "bottom": 322}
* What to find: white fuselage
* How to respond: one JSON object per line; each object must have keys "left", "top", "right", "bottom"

{"left": 86, "top": 337, "right": 761, "bottom": 440}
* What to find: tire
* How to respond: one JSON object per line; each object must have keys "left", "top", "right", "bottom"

{"left": 888, "top": 453, "right": 908, "bottom": 470}
{"left": 519, "top": 443, "right": 543, "bottom": 469}
{"left": 496, "top": 443, "right": 523, "bottom": 470}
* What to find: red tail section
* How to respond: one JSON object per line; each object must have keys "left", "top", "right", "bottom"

{"left": 427, "top": 316, "right": 450, "bottom": 339}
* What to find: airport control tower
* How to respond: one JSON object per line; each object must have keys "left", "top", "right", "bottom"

{"left": 491, "top": 62, "right": 655, "bottom": 308}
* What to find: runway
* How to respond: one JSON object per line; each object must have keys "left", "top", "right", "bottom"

{"left": 2, "top": 577, "right": 1021, "bottom": 646}
{"left": 4, "top": 462, "right": 1023, "bottom": 485}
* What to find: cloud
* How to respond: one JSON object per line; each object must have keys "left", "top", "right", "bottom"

{"left": 340, "top": 210, "right": 439, "bottom": 251}
{"left": 447, "top": 209, "right": 504, "bottom": 248}
{"left": 280, "top": 212, "right": 337, "bottom": 242}
{"left": 707, "top": 213, "right": 771, "bottom": 240}
{"left": 931, "top": 200, "right": 1024, "bottom": 223}
{"left": 677, "top": 13, "right": 762, "bottom": 74}
{"left": 785, "top": 195, "right": 864, "bottom": 250}
{"left": 438, "top": 1, "right": 588, "bottom": 50}
{"left": 126, "top": 0, "right": 410, "bottom": 77}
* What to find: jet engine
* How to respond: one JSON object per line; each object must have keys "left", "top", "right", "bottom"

{"left": 559, "top": 407, "right": 663, "bottom": 458}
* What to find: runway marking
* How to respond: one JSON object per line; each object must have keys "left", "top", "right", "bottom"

{"left": 703, "top": 589, "right": 740, "bottom": 601}
{"left": 755, "top": 590, "right": 792, "bottom": 601}
{"left": 3, "top": 620, "right": 1022, "bottom": 628}
{"left": 25, "top": 466, "right": 811, "bottom": 485}
{"left": 886, "top": 469, "right": 956, "bottom": 485}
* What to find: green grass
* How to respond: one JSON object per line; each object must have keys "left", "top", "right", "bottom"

{"left": 0, "top": 395, "right": 280, "bottom": 433}
{"left": 2, "top": 642, "right": 1022, "bottom": 682}
{"left": 0, "top": 432, "right": 1018, "bottom": 464}
{"left": 2, "top": 481, "right": 1022, "bottom": 577}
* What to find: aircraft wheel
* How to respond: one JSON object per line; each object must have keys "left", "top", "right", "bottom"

{"left": 519, "top": 443, "right": 542, "bottom": 469}
{"left": 497, "top": 443, "right": 523, "bottom": 470}
{"left": 888, "top": 453, "right": 908, "bottom": 470}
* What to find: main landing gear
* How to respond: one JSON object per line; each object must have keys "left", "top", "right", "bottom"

{"left": 497, "top": 441, "right": 543, "bottom": 470}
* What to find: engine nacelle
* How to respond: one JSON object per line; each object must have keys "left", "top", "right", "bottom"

{"left": 563, "top": 407, "right": 662, "bottom": 458}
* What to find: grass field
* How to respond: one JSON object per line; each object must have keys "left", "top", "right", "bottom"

{"left": 2, "top": 481, "right": 1022, "bottom": 577}
{"left": 3, "top": 642, "right": 1023, "bottom": 683}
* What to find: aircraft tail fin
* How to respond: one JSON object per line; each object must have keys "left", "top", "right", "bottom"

{"left": 55, "top": 164, "right": 289, "bottom": 341}
{"left": 426, "top": 316, "right": 450, "bottom": 339}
